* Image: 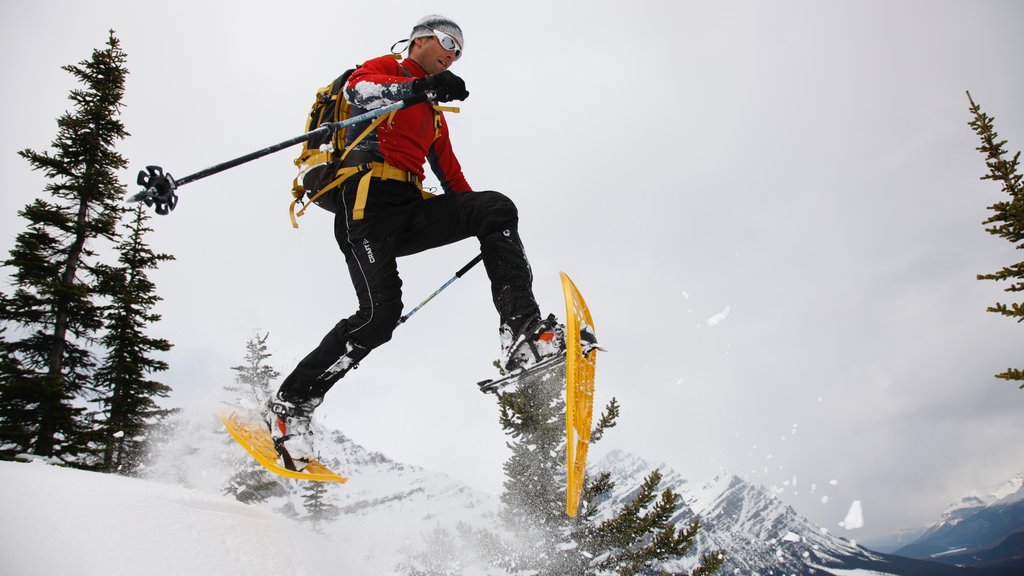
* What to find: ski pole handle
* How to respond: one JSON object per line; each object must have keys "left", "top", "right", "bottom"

{"left": 456, "top": 253, "right": 484, "bottom": 278}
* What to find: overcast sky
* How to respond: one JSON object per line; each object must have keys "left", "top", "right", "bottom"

{"left": 3, "top": 0, "right": 1023, "bottom": 542}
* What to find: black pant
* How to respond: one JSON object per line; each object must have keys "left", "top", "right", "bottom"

{"left": 278, "top": 179, "right": 541, "bottom": 402}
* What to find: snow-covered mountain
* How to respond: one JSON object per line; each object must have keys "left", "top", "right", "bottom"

{"left": 894, "top": 473, "right": 1024, "bottom": 569}
{"left": 938, "top": 473, "right": 1024, "bottom": 526}
{"left": 594, "top": 450, "right": 893, "bottom": 575}
{"left": 592, "top": 450, "right": 1024, "bottom": 575}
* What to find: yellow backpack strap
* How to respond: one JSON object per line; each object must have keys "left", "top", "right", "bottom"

{"left": 430, "top": 104, "right": 460, "bottom": 139}
{"left": 338, "top": 111, "right": 394, "bottom": 163}
{"left": 351, "top": 169, "right": 375, "bottom": 221}
{"left": 292, "top": 83, "right": 336, "bottom": 168}
{"left": 352, "top": 162, "right": 423, "bottom": 221}
{"left": 289, "top": 165, "right": 364, "bottom": 228}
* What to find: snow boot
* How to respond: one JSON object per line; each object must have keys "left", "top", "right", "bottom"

{"left": 498, "top": 313, "right": 566, "bottom": 374}
{"left": 267, "top": 392, "right": 321, "bottom": 471}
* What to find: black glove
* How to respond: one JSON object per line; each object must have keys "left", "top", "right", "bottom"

{"left": 411, "top": 71, "right": 469, "bottom": 102}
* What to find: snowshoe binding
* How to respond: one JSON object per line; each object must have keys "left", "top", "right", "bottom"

{"left": 267, "top": 392, "right": 321, "bottom": 472}
{"left": 499, "top": 313, "right": 566, "bottom": 374}
{"left": 478, "top": 314, "right": 568, "bottom": 394}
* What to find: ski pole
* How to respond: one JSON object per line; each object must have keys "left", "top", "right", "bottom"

{"left": 129, "top": 93, "right": 432, "bottom": 215}
{"left": 398, "top": 253, "right": 484, "bottom": 326}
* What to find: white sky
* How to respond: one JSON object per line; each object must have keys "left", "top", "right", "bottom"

{"left": 2, "top": 0, "right": 1023, "bottom": 541}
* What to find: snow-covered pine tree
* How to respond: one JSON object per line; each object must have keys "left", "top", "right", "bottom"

{"left": 0, "top": 31, "right": 130, "bottom": 462}
{"left": 399, "top": 525, "right": 494, "bottom": 576}
{"left": 227, "top": 332, "right": 279, "bottom": 408}
{"left": 223, "top": 333, "right": 284, "bottom": 503}
{"left": 301, "top": 480, "right": 340, "bottom": 533}
{"left": 91, "top": 203, "right": 176, "bottom": 474}
{"left": 967, "top": 91, "right": 1024, "bottom": 387}
{"left": 494, "top": 367, "right": 723, "bottom": 575}
{"left": 224, "top": 466, "right": 281, "bottom": 504}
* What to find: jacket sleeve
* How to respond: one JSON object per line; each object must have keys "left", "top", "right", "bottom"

{"left": 345, "top": 57, "right": 416, "bottom": 110}
{"left": 427, "top": 114, "right": 472, "bottom": 194}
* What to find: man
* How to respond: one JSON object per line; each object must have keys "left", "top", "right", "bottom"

{"left": 268, "top": 15, "right": 564, "bottom": 471}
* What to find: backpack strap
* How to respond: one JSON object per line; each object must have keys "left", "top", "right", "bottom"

{"left": 431, "top": 104, "right": 460, "bottom": 138}
{"left": 339, "top": 110, "right": 398, "bottom": 163}
{"left": 289, "top": 55, "right": 459, "bottom": 228}
{"left": 289, "top": 161, "right": 430, "bottom": 228}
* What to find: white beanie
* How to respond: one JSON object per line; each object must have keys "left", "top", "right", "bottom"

{"left": 409, "top": 14, "right": 464, "bottom": 49}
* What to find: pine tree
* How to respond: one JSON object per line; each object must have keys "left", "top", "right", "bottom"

{"left": 228, "top": 332, "right": 280, "bottom": 408}
{"left": 493, "top": 368, "right": 723, "bottom": 575}
{"left": 301, "top": 480, "right": 340, "bottom": 533}
{"left": 967, "top": 91, "right": 1024, "bottom": 386}
{"left": 0, "top": 31, "right": 130, "bottom": 461}
{"left": 223, "top": 464, "right": 281, "bottom": 504}
{"left": 91, "top": 203, "right": 176, "bottom": 474}
{"left": 0, "top": 327, "right": 35, "bottom": 457}
{"left": 224, "top": 333, "right": 284, "bottom": 502}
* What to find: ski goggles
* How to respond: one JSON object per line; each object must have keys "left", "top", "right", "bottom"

{"left": 432, "top": 29, "right": 462, "bottom": 60}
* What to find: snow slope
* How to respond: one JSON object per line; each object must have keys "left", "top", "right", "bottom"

{"left": 0, "top": 460, "right": 350, "bottom": 576}
{"left": 7, "top": 410, "right": 1012, "bottom": 576}
{"left": 0, "top": 405, "right": 504, "bottom": 576}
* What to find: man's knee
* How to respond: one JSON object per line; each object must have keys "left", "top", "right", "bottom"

{"left": 350, "top": 297, "right": 403, "bottom": 348}
{"left": 468, "top": 190, "right": 519, "bottom": 237}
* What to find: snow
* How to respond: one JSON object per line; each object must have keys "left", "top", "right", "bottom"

{"left": 812, "top": 568, "right": 897, "bottom": 576}
{"left": 706, "top": 305, "right": 731, "bottom": 326}
{"left": 0, "top": 406, "right": 504, "bottom": 576}
{"left": 931, "top": 547, "right": 969, "bottom": 558}
{"left": 991, "top": 473, "right": 1024, "bottom": 503}
{"left": 941, "top": 472, "right": 1024, "bottom": 521}
{"left": 0, "top": 460, "right": 350, "bottom": 576}
{"left": 0, "top": 442, "right": 906, "bottom": 576}
{"left": 841, "top": 500, "right": 865, "bottom": 530}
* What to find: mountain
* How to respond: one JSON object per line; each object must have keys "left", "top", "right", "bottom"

{"left": 895, "top": 473, "right": 1024, "bottom": 570}
{"left": 593, "top": 450, "right": 1019, "bottom": 576}
{"left": 862, "top": 526, "right": 930, "bottom": 554}
{"left": 593, "top": 450, "right": 886, "bottom": 575}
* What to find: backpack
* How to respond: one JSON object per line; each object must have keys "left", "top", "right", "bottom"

{"left": 288, "top": 55, "right": 458, "bottom": 228}
{"left": 289, "top": 55, "right": 405, "bottom": 227}
{"left": 291, "top": 68, "right": 356, "bottom": 204}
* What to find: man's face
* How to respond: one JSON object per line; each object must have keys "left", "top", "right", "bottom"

{"left": 413, "top": 34, "right": 460, "bottom": 75}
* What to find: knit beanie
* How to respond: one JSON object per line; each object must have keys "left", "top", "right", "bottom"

{"left": 409, "top": 14, "right": 464, "bottom": 49}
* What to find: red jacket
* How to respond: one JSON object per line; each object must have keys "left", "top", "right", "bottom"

{"left": 345, "top": 56, "right": 471, "bottom": 194}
